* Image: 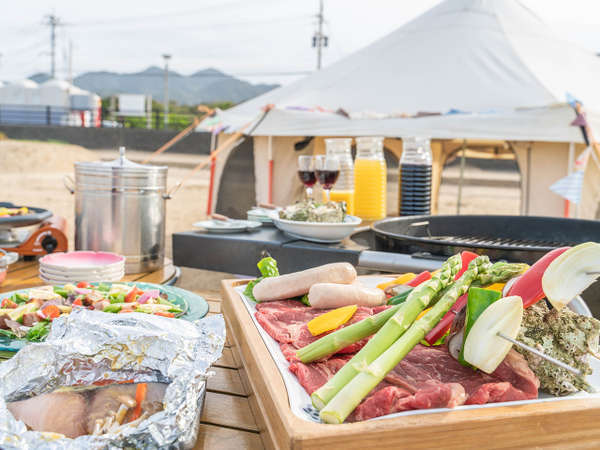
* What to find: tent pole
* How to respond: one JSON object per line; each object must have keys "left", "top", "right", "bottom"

{"left": 456, "top": 140, "right": 466, "bottom": 214}
{"left": 206, "top": 132, "right": 218, "bottom": 216}
{"left": 267, "top": 136, "right": 274, "bottom": 204}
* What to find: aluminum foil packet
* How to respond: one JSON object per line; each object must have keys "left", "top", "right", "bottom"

{"left": 0, "top": 309, "right": 226, "bottom": 449}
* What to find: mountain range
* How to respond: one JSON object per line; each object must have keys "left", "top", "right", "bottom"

{"left": 29, "top": 67, "right": 278, "bottom": 105}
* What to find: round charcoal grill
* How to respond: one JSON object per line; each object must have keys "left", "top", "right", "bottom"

{"left": 372, "top": 215, "right": 600, "bottom": 264}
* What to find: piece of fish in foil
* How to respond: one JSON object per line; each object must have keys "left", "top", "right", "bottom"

{"left": 0, "top": 309, "right": 225, "bottom": 449}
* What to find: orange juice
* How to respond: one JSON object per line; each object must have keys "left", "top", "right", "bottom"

{"left": 323, "top": 190, "right": 355, "bottom": 215}
{"left": 353, "top": 157, "right": 387, "bottom": 220}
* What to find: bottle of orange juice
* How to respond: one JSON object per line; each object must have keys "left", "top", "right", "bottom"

{"left": 354, "top": 137, "right": 386, "bottom": 220}
{"left": 324, "top": 138, "right": 355, "bottom": 214}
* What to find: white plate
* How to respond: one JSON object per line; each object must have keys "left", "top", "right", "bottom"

{"left": 235, "top": 277, "right": 600, "bottom": 424}
{"left": 193, "top": 219, "right": 262, "bottom": 233}
{"left": 39, "top": 269, "right": 124, "bottom": 284}
{"left": 40, "top": 264, "right": 124, "bottom": 277}
{"left": 272, "top": 214, "right": 362, "bottom": 243}
{"left": 247, "top": 207, "right": 279, "bottom": 223}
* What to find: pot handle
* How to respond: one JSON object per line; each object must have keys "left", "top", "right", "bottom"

{"left": 63, "top": 175, "right": 75, "bottom": 194}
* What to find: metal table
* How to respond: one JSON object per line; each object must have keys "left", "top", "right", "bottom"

{"left": 172, "top": 228, "right": 443, "bottom": 276}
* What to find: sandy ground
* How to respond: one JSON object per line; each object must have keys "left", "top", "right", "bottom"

{"left": 1, "top": 139, "right": 521, "bottom": 292}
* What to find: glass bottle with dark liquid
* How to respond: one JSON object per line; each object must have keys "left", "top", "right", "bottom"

{"left": 399, "top": 137, "right": 433, "bottom": 216}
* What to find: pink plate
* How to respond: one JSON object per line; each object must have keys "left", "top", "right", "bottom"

{"left": 39, "top": 251, "right": 125, "bottom": 270}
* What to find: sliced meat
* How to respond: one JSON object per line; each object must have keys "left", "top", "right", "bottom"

{"left": 255, "top": 300, "right": 388, "bottom": 356}
{"left": 7, "top": 392, "right": 88, "bottom": 438}
{"left": 0, "top": 314, "right": 10, "bottom": 330}
{"left": 22, "top": 312, "right": 40, "bottom": 327}
{"left": 289, "top": 355, "right": 352, "bottom": 394}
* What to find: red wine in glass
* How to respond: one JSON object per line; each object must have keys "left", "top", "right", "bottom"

{"left": 298, "top": 170, "right": 316, "bottom": 188}
{"left": 316, "top": 169, "right": 340, "bottom": 190}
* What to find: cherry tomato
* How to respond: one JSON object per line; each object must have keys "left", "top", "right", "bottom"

{"left": 72, "top": 298, "right": 83, "bottom": 306}
{"left": 1, "top": 298, "right": 17, "bottom": 309}
{"left": 76, "top": 281, "right": 91, "bottom": 289}
{"left": 508, "top": 247, "right": 570, "bottom": 308}
{"left": 41, "top": 304, "right": 61, "bottom": 320}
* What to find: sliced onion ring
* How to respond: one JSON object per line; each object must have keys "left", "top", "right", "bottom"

{"left": 463, "top": 296, "right": 523, "bottom": 374}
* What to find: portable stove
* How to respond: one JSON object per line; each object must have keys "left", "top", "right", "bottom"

{"left": 0, "top": 202, "right": 68, "bottom": 256}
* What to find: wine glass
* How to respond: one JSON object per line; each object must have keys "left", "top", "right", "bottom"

{"left": 315, "top": 155, "right": 341, "bottom": 201}
{"left": 297, "top": 155, "right": 316, "bottom": 198}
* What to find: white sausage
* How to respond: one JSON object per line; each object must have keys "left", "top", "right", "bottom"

{"left": 252, "top": 263, "right": 357, "bottom": 302}
{"left": 308, "top": 282, "right": 386, "bottom": 309}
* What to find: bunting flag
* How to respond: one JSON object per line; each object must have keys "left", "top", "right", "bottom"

{"left": 574, "top": 146, "right": 592, "bottom": 170}
{"left": 549, "top": 171, "right": 585, "bottom": 204}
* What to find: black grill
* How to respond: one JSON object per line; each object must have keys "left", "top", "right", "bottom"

{"left": 372, "top": 215, "right": 600, "bottom": 264}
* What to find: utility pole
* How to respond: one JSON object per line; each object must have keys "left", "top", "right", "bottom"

{"left": 68, "top": 40, "right": 73, "bottom": 84}
{"left": 162, "top": 54, "right": 171, "bottom": 129}
{"left": 44, "top": 14, "right": 61, "bottom": 78}
{"left": 312, "top": 0, "right": 327, "bottom": 70}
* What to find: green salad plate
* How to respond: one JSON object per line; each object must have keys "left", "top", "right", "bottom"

{"left": 0, "top": 282, "right": 208, "bottom": 355}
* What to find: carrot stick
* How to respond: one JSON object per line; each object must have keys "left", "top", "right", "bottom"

{"left": 131, "top": 383, "right": 147, "bottom": 421}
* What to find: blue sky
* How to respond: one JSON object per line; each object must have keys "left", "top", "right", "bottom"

{"left": 1, "top": 0, "right": 600, "bottom": 85}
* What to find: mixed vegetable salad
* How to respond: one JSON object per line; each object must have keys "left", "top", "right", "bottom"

{"left": 0, "top": 282, "right": 183, "bottom": 343}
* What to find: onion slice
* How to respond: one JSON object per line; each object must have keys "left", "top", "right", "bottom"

{"left": 542, "top": 242, "right": 600, "bottom": 310}
{"left": 463, "top": 296, "right": 523, "bottom": 374}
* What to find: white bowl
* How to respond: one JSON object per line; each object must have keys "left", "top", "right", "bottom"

{"left": 271, "top": 214, "right": 362, "bottom": 243}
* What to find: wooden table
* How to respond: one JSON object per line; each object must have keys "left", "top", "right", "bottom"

{"left": 0, "top": 259, "right": 265, "bottom": 450}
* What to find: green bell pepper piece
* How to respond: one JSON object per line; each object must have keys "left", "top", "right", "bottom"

{"left": 459, "top": 287, "right": 501, "bottom": 366}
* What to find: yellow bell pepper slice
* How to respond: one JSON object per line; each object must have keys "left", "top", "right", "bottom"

{"left": 376, "top": 273, "right": 416, "bottom": 290}
{"left": 416, "top": 307, "right": 432, "bottom": 321}
{"left": 307, "top": 305, "right": 358, "bottom": 336}
{"left": 484, "top": 283, "right": 506, "bottom": 293}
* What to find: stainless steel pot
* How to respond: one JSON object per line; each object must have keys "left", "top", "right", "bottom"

{"left": 65, "top": 147, "right": 169, "bottom": 274}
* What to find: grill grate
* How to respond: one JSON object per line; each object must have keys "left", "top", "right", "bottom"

{"left": 372, "top": 215, "right": 600, "bottom": 264}
{"left": 428, "top": 235, "right": 575, "bottom": 249}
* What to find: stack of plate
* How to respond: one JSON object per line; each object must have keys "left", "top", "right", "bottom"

{"left": 39, "top": 251, "right": 125, "bottom": 284}
{"left": 247, "top": 207, "right": 279, "bottom": 225}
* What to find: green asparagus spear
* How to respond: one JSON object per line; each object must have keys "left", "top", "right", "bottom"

{"left": 472, "top": 261, "right": 528, "bottom": 287}
{"left": 319, "top": 255, "right": 491, "bottom": 424}
{"left": 297, "top": 304, "right": 403, "bottom": 363}
{"left": 311, "top": 253, "right": 463, "bottom": 410}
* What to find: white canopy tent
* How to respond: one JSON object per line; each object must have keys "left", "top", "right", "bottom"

{"left": 206, "top": 0, "right": 600, "bottom": 218}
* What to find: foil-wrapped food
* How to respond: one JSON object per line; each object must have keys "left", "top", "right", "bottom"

{"left": 0, "top": 308, "right": 225, "bottom": 449}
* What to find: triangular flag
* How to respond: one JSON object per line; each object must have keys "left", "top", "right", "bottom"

{"left": 574, "top": 147, "right": 591, "bottom": 170}
{"left": 549, "top": 171, "right": 585, "bottom": 204}
{"left": 571, "top": 113, "right": 588, "bottom": 127}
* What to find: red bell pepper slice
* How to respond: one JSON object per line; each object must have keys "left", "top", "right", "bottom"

{"left": 424, "top": 292, "right": 468, "bottom": 345}
{"left": 407, "top": 271, "right": 431, "bottom": 287}
{"left": 508, "top": 247, "right": 570, "bottom": 308}
{"left": 155, "top": 312, "right": 175, "bottom": 318}
{"left": 454, "top": 251, "right": 479, "bottom": 280}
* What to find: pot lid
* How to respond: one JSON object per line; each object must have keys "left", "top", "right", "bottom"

{"left": 75, "top": 147, "right": 167, "bottom": 173}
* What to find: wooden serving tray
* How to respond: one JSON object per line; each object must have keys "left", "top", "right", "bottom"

{"left": 221, "top": 279, "right": 600, "bottom": 449}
